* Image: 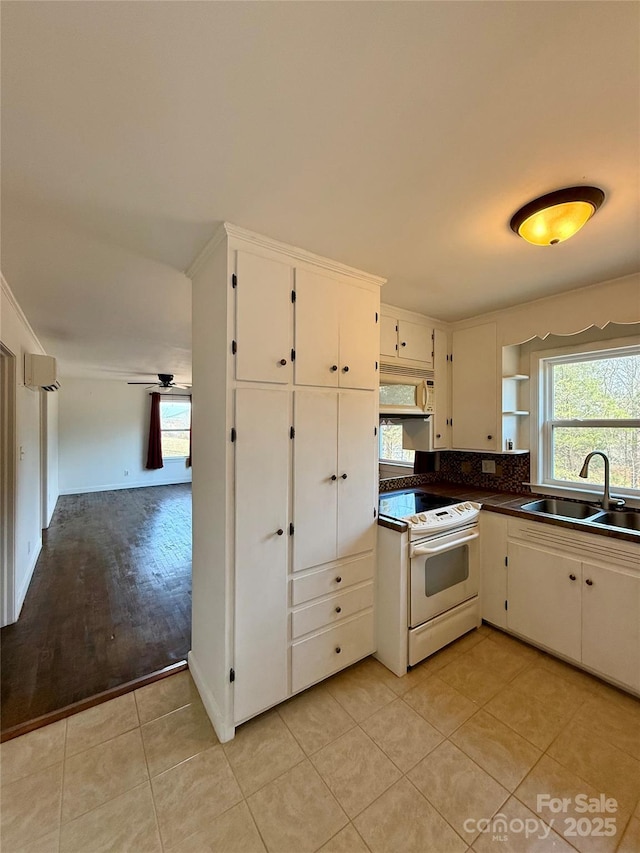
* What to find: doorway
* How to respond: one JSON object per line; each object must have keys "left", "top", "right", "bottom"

{"left": 0, "top": 343, "right": 16, "bottom": 628}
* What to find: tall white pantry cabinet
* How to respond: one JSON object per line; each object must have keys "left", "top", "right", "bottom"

{"left": 188, "top": 224, "right": 385, "bottom": 742}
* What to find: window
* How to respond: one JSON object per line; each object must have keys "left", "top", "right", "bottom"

{"left": 379, "top": 422, "right": 415, "bottom": 466}
{"left": 160, "top": 397, "right": 191, "bottom": 459}
{"left": 538, "top": 344, "right": 640, "bottom": 495}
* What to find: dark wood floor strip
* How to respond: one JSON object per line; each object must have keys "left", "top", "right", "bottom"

{"left": 1, "top": 660, "right": 188, "bottom": 742}
{"left": 1, "top": 484, "right": 192, "bottom": 733}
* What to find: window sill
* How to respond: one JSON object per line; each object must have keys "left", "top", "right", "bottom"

{"left": 162, "top": 457, "right": 190, "bottom": 463}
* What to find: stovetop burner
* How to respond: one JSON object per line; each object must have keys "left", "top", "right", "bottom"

{"left": 378, "top": 490, "right": 458, "bottom": 521}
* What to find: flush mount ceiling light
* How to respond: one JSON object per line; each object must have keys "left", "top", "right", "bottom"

{"left": 510, "top": 186, "right": 605, "bottom": 246}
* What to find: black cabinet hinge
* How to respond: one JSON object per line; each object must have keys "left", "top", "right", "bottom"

{"left": 231, "top": 274, "right": 237, "bottom": 288}
{"left": 395, "top": 325, "right": 398, "bottom": 332}
{"left": 450, "top": 353, "right": 453, "bottom": 362}
{"left": 505, "top": 600, "right": 508, "bottom": 611}
{"left": 375, "top": 311, "right": 378, "bottom": 323}
{"left": 290, "top": 426, "right": 295, "bottom": 439}
{"left": 230, "top": 668, "right": 235, "bottom": 682}
{"left": 289, "top": 522, "right": 295, "bottom": 535}
{"left": 231, "top": 340, "right": 237, "bottom": 355}
{"left": 375, "top": 360, "right": 378, "bottom": 371}
{"left": 230, "top": 427, "right": 236, "bottom": 443}
{"left": 374, "top": 508, "right": 377, "bottom": 518}
{"left": 446, "top": 354, "right": 449, "bottom": 362}
{"left": 374, "top": 426, "right": 377, "bottom": 436}
{"left": 291, "top": 348, "right": 296, "bottom": 362}
{"left": 505, "top": 556, "right": 508, "bottom": 567}
{"left": 291, "top": 290, "right": 296, "bottom": 303}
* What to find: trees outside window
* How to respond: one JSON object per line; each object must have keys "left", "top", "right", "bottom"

{"left": 160, "top": 397, "right": 191, "bottom": 459}
{"left": 541, "top": 348, "right": 640, "bottom": 492}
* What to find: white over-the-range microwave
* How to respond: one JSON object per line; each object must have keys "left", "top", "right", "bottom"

{"left": 379, "top": 369, "right": 435, "bottom": 416}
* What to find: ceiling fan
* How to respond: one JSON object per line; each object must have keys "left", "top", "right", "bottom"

{"left": 127, "top": 373, "right": 191, "bottom": 390}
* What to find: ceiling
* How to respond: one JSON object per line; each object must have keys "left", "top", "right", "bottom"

{"left": 2, "top": 1, "right": 638, "bottom": 381}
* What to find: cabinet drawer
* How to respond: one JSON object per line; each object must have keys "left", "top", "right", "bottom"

{"left": 291, "top": 583, "right": 374, "bottom": 639}
{"left": 291, "top": 553, "right": 374, "bottom": 606}
{"left": 291, "top": 610, "right": 374, "bottom": 694}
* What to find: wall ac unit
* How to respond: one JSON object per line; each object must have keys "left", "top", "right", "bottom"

{"left": 24, "top": 354, "right": 60, "bottom": 391}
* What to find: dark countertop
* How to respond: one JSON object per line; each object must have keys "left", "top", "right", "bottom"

{"left": 377, "top": 482, "right": 640, "bottom": 544}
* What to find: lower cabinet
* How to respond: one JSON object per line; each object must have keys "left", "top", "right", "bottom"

{"left": 480, "top": 512, "right": 640, "bottom": 693}
{"left": 507, "top": 542, "right": 582, "bottom": 662}
{"left": 290, "top": 553, "right": 375, "bottom": 694}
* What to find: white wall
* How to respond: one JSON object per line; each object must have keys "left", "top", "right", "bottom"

{"left": 58, "top": 380, "right": 192, "bottom": 494}
{"left": 1, "top": 275, "right": 59, "bottom": 621}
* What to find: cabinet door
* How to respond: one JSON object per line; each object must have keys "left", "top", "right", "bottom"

{"left": 235, "top": 251, "right": 293, "bottom": 384}
{"left": 292, "top": 390, "right": 338, "bottom": 571}
{"left": 337, "top": 390, "right": 376, "bottom": 558}
{"left": 451, "top": 323, "right": 498, "bottom": 451}
{"left": 479, "top": 512, "right": 507, "bottom": 629}
{"left": 582, "top": 563, "right": 640, "bottom": 691}
{"left": 294, "top": 269, "right": 340, "bottom": 388}
{"left": 338, "top": 284, "right": 379, "bottom": 390}
{"left": 234, "top": 387, "right": 289, "bottom": 723}
{"left": 380, "top": 315, "right": 398, "bottom": 359}
{"left": 398, "top": 320, "right": 433, "bottom": 367}
{"left": 507, "top": 542, "right": 582, "bottom": 661}
{"left": 433, "top": 328, "right": 450, "bottom": 449}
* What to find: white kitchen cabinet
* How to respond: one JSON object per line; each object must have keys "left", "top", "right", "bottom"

{"left": 451, "top": 323, "right": 498, "bottom": 451}
{"left": 233, "top": 387, "right": 290, "bottom": 722}
{"left": 293, "top": 389, "right": 376, "bottom": 572}
{"left": 479, "top": 512, "right": 640, "bottom": 694}
{"left": 337, "top": 390, "right": 377, "bottom": 558}
{"left": 379, "top": 308, "right": 433, "bottom": 369}
{"left": 235, "top": 250, "right": 293, "bottom": 384}
{"left": 581, "top": 562, "right": 640, "bottom": 691}
{"left": 432, "top": 327, "right": 450, "bottom": 449}
{"left": 295, "top": 268, "right": 378, "bottom": 390}
{"left": 190, "top": 223, "right": 384, "bottom": 742}
{"left": 479, "top": 511, "right": 507, "bottom": 629}
{"left": 506, "top": 541, "right": 582, "bottom": 662}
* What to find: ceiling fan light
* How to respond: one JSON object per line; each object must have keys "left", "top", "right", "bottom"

{"left": 510, "top": 186, "right": 604, "bottom": 246}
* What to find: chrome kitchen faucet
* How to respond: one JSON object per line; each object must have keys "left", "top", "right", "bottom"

{"left": 579, "top": 451, "right": 625, "bottom": 511}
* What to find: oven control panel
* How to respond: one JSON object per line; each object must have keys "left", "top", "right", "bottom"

{"left": 406, "top": 501, "right": 481, "bottom": 533}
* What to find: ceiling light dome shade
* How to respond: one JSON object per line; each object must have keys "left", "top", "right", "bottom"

{"left": 510, "top": 186, "right": 605, "bottom": 246}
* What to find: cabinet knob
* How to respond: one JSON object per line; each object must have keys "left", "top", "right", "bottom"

{"left": 335, "top": 646, "right": 342, "bottom": 654}
{"left": 279, "top": 358, "right": 287, "bottom": 366}
{"left": 569, "top": 574, "right": 576, "bottom": 581}
{"left": 341, "top": 473, "right": 348, "bottom": 480}
{"left": 335, "top": 606, "right": 342, "bottom": 614}
{"left": 487, "top": 435, "right": 493, "bottom": 440}
{"left": 330, "top": 474, "right": 337, "bottom": 481}
{"left": 335, "top": 576, "right": 342, "bottom": 583}
{"left": 330, "top": 365, "right": 338, "bottom": 372}
{"left": 436, "top": 433, "right": 441, "bottom": 439}
{"left": 585, "top": 578, "right": 594, "bottom": 586}
{"left": 276, "top": 528, "right": 284, "bottom": 536}
{"left": 342, "top": 365, "right": 350, "bottom": 372}
{"left": 401, "top": 341, "right": 407, "bottom": 347}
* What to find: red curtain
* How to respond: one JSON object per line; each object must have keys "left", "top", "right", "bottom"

{"left": 186, "top": 394, "right": 192, "bottom": 468}
{"left": 146, "top": 392, "right": 164, "bottom": 469}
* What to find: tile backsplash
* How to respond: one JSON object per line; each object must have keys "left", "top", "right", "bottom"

{"left": 380, "top": 451, "right": 531, "bottom": 494}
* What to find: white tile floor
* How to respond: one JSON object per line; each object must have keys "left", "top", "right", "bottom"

{"left": 2, "top": 625, "right": 639, "bottom": 853}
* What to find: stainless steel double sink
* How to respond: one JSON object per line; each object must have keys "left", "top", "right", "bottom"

{"left": 520, "top": 498, "right": 640, "bottom": 532}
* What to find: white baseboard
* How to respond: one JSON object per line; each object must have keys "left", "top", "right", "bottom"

{"left": 59, "top": 477, "right": 192, "bottom": 496}
{"left": 188, "top": 650, "right": 235, "bottom": 743}
{"left": 15, "top": 538, "right": 42, "bottom": 620}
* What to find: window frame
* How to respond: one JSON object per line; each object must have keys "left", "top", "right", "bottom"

{"left": 378, "top": 420, "right": 415, "bottom": 468}
{"left": 159, "top": 394, "right": 192, "bottom": 461}
{"left": 532, "top": 337, "right": 640, "bottom": 501}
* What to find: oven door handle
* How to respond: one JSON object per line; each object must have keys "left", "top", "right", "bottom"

{"left": 410, "top": 531, "right": 478, "bottom": 557}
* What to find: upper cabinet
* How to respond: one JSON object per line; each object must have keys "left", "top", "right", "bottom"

{"left": 379, "top": 308, "right": 433, "bottom": 369}
{"left": 295, "top": 269, "right": 379, "bottom": 390}
{"left": 235, "top": 251, "right": 294, "bottom": 384}
{"left": 432, "top": 327, "right": 450, "bottom": 449}
{"left": 451, "top": 323, "right": 498, "bottom": 451}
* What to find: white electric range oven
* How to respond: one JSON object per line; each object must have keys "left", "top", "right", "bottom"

{"left": 376, "top": 490, "right": 481, "bottom": 674}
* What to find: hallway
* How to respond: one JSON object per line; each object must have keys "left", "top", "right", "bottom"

{"left": 1, "top": 484, "right": 191, "bottom": 733}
